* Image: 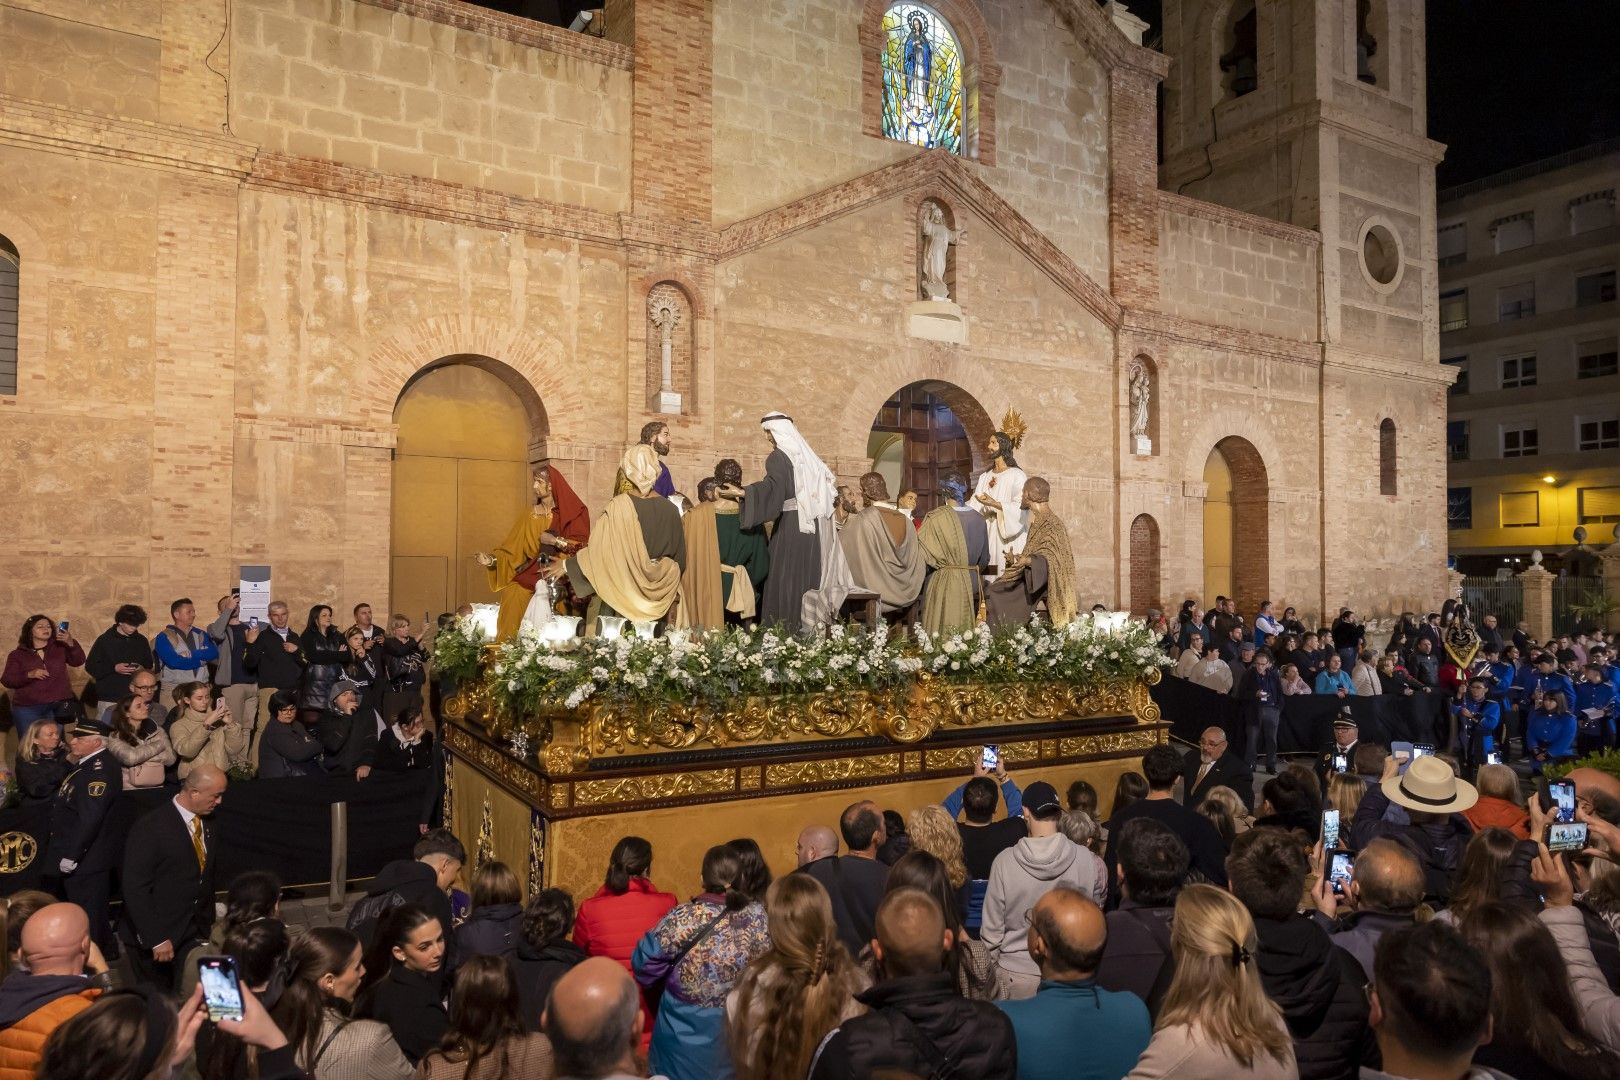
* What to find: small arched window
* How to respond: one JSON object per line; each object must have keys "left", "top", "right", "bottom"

{"left": 0, "top": 235, "right": 17, "bottom": 396}
{"left": 880, "top": 4, "right": 964, "bottom": 153}
{"left": 1219, "top": 2, "right": 1258, "bottom": 100}
{"left": 1380, "top": 417, "right": 1397, "bottom": 496}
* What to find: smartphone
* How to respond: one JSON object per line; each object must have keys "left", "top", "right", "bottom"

{"left": 1329, "top": 852, "right": 1354, "bottom": 895}
{"left": 1332, "top": 754, "right": 1348, "bottom": 774}
{"left": 197, "top": 955, "right": 245, "bottom": 1023}
{"left": 1550, "top": 780, "right": 1577, "bottom": 824}
{"left": 1412, "top": 743, "right": 1435, "bottom": 759}
{"left": 1486, "top": 750, "right": 1503, "bottom": 766}
{"left": 1547, "top": 820, "right": 1589, "bottom": 854}
{"left": 1322, "top": 809, "right": 1340, "bottom": 852}
{"left": 249, "top": 616, "right": 260, "bottom": 630}
{"left": 57, "top": 621, "right": 68, "bottom": 632}
{"left": 980, "top": 745, "right": 1000, "bottom": 773}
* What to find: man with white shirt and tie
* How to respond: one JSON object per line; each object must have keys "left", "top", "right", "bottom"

{"left": 1181, "top": 725, "right": 1255, "bottom": 811}
{"left": 120, "top": 764, "right": 227, "bottom": 990}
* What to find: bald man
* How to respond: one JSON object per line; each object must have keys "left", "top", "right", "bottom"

{"left": 1315, "top": 838, "right": 1425, "bottom": 979}
{"left": 994, "top": 886, "right": 1150, "bottom": 1080}
{"left": 795, "top": 824, "right": 838, "bottom": 866}
{"left": 542, "top": 957, "right": 642, "bottom": 1080}
{"left": 797, "top": 803, "right": 890, "bottom": 956}
{"left": 810, "top": 887, "right": 1016, "bottom": 1080}
{"left": 120, "top": 764, "right": 226, "bottom": 990}
{"left": 1182, "top": 724, "right": 1254, "bottom": 811}
{"left": 0, "top": 903, "right": 101, "bottom": 1073}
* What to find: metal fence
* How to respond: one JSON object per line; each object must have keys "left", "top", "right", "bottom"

{"left": 1553, "top": 576, "right": 1604, "bottom": 635}
{"left": 1461, "top": 576, "right": 1523, "bottom": 630}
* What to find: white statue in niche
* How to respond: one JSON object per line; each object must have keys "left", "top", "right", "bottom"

{"left": 919, "top": 203, "right": 965, "bottom": 302}
{"left": 648, "top": 293, "right": 682, "bottom": 414}
{"left": 1129, "top": 361, "right": 1152, "bottom": 454}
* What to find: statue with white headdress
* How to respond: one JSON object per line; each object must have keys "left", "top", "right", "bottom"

{"left": 718, "top": 413, "right": 855, "bottom": 632}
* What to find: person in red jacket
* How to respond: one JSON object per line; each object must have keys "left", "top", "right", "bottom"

{"left": 572, "top": 836, "right": 676, "bottom": 1050}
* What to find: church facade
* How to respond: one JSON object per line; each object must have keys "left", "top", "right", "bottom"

{"left": 0, "top": 0, "right": 1447, "bottom": 633}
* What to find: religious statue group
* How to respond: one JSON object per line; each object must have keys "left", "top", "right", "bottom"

{"left": 476, "top": 412, "right": 1077, "bottom": 642}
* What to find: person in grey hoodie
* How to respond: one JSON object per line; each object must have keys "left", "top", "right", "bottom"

{"left": 981, "top": 780, "right": 1107, "bottom": 1000}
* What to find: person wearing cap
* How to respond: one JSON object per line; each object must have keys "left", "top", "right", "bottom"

{"left": 982, "top": 779, "right": 1107, "bottom": 999}
{"left": 1452, "top": 676, "right": 1502, "bottom": 776}
{"left": 44, "top": 720, "right": 124, "bottom": 953}
{"left": 314, "top": 678, "right": 375, "bottom": 781}
{"left": 1224, "top": 639, "right": 1257, "bottom": 697}
{"left": 1346, "top": 755, "right": 1477, "bottom": 903}
{"left": 1314, "top": 711, "right": 1360, "bottom": 787}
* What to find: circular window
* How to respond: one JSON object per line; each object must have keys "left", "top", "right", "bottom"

{"left": 1361, "top": 223, "right": 1401, "bottom": 287}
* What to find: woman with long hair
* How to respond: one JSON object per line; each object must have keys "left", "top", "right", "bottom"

{"left": 271, "top": 926, "right": 413, "bottom": 1080}
{"left": 298, "top": 606, "right": 349, "bottom": 725}
{"left": 724, "top": 838, "right": 773, "bottom": 903}
{"left": 1460, "top": 900, "right": 1620, "bottom": 1079}
{"left": 510, "top": 889, "right": 585, "bottom": 1033}
{"left": 1435, "top": 828, "right": 1524, "bottom": 926}
{"left": 455, "top": 862, "right": 524, "bottom": 962}
{"left": 1126, "top": 884, "right": 1296, "bottom": 1078}
{"left": 356, "top": 905, "right": 448, "bottom": 1065}
{"left": 14, "top": 717, "right": 69, "bottom": 803}
{"left": 727, "top": 874, "right": 867, "bottom": 1080}
{"left": 573, "top": 836, "right": 676, "bottom": 1050}
{"left": 1110, "top": 771, "right": 1149, "bottom": 818}
{"left": 195, "top": 919, "right": 293, "bottom": 1080}
{"left": 905, "top": 804, "right": 971, "bottom": 915}
{"left": 104, "top": 693, "right": 176, "bottom": 789}
{"left": 883, "top": 850, "right": 999, "bottom": 1000}
{"left": 182, "top": 870, "right": 286, "bottom": 998}
{"left": 168, "top": 681, "right": 249, "bottom": 780}
{"left": 1, "top": 614, "right": 83, "bottom": 739}
{"left": 415, "top": 956, "right": 553, "bottom": 1080}
{"left": 1324, "top": 771, "right": 1365, "bottom": 834}
{"left": 632, "top": 845, "right": 770, "bottom": 1080}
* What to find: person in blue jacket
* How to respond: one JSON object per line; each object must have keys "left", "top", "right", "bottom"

{"left": 1573, "top": 664, "right": 1618, "bottom": 754}
{"left": 1527, "top": 651, "right": 1576, "bottom": 713}
{"left": 1450, "top": 677, "right": 1500, "bottom": 777}
{"left": 1527, "top": 690, "right": 1578, "bottom": 773}
{"left": 1313, "top": 653, "right": 1356, "bottom": 697}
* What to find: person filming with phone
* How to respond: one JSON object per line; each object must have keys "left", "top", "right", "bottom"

{"left": 2, "top": 615, "right": 85, "bottom": 741}
{"left": 209, "top": 594, "right": 262, "bottom": 767}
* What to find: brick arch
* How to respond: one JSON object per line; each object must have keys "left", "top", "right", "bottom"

{"left": 837, "top": 355, "right": 1001, "bottom": 474}
{"left": 861, "top": 0, "right": 1002, "bottom": 165}
{"left": 366, "top": 315, "right": 580, "bottom": 451}
{"left": 1129, "top": 513, "right": 1162, "bottom": 616}
{"left": 1208, "top": 435, "right": 1270, "bottom": 615}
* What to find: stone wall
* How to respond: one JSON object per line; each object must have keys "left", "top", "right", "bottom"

{"left": 231, "top": 0, "right": 633, "bottom": 210}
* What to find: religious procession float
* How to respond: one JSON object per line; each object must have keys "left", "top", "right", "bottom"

{"left": 433, "top": 612, "right": 1168, "bottom": 899}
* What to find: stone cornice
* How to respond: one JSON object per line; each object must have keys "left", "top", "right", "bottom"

{"left": 1120, "top": 308, "right": 1322, "bottom": 365}
{"left": 0, "top": 94, "right": 254, "bottom": 178}
{"left": 1165, "top": 100, "right": 1447, "bottom": 183}
{"left": 354, "top": 0, "right": 633, "bottom": 70}
{"left": 1320, "top": 349, "right": 1454, "bottom": 388}
{"left": 1157, "top": 190, "right": 1323, "bottom": 247}
{"left": 1045, "top": 0, "right": 1171, "bottom": 81}
{"left": 717, "top": 152, "right": 1122, "bottom": 329}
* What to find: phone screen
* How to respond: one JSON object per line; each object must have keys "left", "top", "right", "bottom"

{"left": 980, "top": 745, "right": 1000, "bottom": 773}
{"left": 198, "top": 956, "right": 244, "bottom": 1023}
{"left": 249, "top": 616, "right": 260, "bottom": 630}
{"left": 1486, "top": 750, "right": 1503, "bottom": 766}
{"left": 1332, "top": 754, "right": 1348, "bottom": 774}
{"left": 57, "top": 621, "right": 68, "bottom": 632}
{"left": 1412, "top": 743, "right": 1435, "bottom": 759}
{"left": 1322, "top": 810, "right": 1340, "bottom": 852}
{"left": 1547, "top": 821, "right": 1588, "bottom": 854}
{"left": 1330, "top": 853, "right": 1354, "bottom": 895}
{"left": 1551, "top": 781, "right": 1577, "bottom": 824}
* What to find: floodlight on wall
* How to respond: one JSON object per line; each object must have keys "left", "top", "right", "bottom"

{"left": 1542, "top": 474, "right": 1558, "bottom": 485}
{"left": 568, "top": 11, "right": 593, "bottom": 32}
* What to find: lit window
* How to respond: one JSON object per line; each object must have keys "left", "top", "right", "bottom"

{"left": 1579, "top": 486, "right": 1620, "bottom": 525}
{"left": 1438, "top": 222, "right": 1467, "bottom": 267}
{"left": 1447, "top": 487, "right": 1472, "bottom": 530}
{"left": 1576, "top": 269, "right": 1616, "bottom": 308}
{"left": 1500, "top": 490, "right": 1539, "bottom": 528}
{"left": 881, "top": 5, "right": 963, "bottom": 154}
{"left": 1579, "top": 418, "right": 1620, "bottom": 451}
{"left": 1502, "top": 426, "right": 1538, "bottom": 458}
{"left": 1578, "top": 340, "right": 1619, "bottom": 380}
{"left": 1500, "top": 354, "right": 1536, "bottom": 389}
{"left": 1440, "top": 288, "right": 1468, "bottom": 332}
{"left": 1497, "top": 282, "right": 1535, "bottom": 322}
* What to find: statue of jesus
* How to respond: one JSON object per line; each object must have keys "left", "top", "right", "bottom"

{"left": 920, "top": 204, "right": 964, "bottom": 302}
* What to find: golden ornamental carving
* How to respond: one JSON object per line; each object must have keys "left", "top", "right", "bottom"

{"left": 442, "top": 692, "right": 469, "bottom": 721}
{"left": 475, "top": 793, "right": 494, "bottom": 869}
{"left": 765, "top": 754, "right": 903, "bottom": 789}
{"left": 572, "top": 769, "right": 735, "bottom": 807}
{"left": 1058, "top": 729, "right": 1161, "bottom": 759}
{"left": 527, "top": 813, "right": 545, "bottom": 898}
{"left": 925, "top": 740, "right": 1041, "bottom": 772}
{"left": 445, "top": 725, "right": 543, "bottom": 801}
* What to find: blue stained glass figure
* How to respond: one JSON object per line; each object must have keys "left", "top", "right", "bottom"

{"left": 881, "top": 4, "right": 963, "bottom": 154}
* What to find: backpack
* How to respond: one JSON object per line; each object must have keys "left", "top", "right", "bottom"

{"left": 346, "top": 889, "right": 408, "bottom": 949}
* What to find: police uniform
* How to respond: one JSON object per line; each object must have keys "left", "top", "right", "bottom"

{"left": 1315, "top": 715, "right": 1359, "bottom": 786}
{"left": 45, "top": 725, "right": 124, "bottom": 952}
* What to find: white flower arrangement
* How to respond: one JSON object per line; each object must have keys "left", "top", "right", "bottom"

{"left": 478, "top": 611, "right": 1165, "bottom": 718}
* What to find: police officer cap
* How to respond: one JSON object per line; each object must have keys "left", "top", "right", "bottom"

{"left": 69, "top": 718, "right": 110, "bottom": 738}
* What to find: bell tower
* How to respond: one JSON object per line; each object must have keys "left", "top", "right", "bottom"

{"left": 1160, "top": 0, "right": 1444, "bottom": 366}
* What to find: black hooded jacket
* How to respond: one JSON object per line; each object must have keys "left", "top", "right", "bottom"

{"left": 510, "top": 938, "right": 586, "bottom": 1031}
{"left": 1254, "top": 914, "right": 1378, "bottom": 1080}
{"left": 809, "top": 971, "right": 1016, "bottom": 1080}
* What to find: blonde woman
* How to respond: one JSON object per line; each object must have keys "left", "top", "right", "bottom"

{"left": 906, "top": 803, "right": 970, "bottom": 896}
{"left": 1325, "top": 772, "right": 1365, "bottom": 836}
{"left": 1126, "top": 884, "right": 1296, "bottom": 1079}
{"left": 1202, "top": 785, "right": 1253, "bottom": 836}
{"left": 727, "top": 874, "right": 867, "bottom": 1080}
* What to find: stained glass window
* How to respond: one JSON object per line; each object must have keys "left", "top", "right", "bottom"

{"left": 881, "top": 4, "right": 964, "bottom": 154}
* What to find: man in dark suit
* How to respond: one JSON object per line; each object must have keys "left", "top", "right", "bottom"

{"left": 45, "top": 718, "right": 124, "bottom": 953}
{"left": 120, "top": 763, "right": 227, "bottom": 990}
{"left": 1182, "top": 726, "right": 1254, "bottom": 811}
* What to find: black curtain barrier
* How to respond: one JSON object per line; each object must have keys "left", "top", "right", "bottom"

{"left": 0, "top": 770, "right": 432, "bottom": 898}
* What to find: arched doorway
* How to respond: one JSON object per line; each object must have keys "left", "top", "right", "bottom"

{"left": 867, "top": 381, "right": 995, "bottom": 515}
{"left": 391, "top": 357, "right": 546, "bottom": 623}
{"left": 1202, "top": 436, "right": 1269, "bottom": 612}
{"left": 1129, "top": 514, "right": 1161, "bottom": 616}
